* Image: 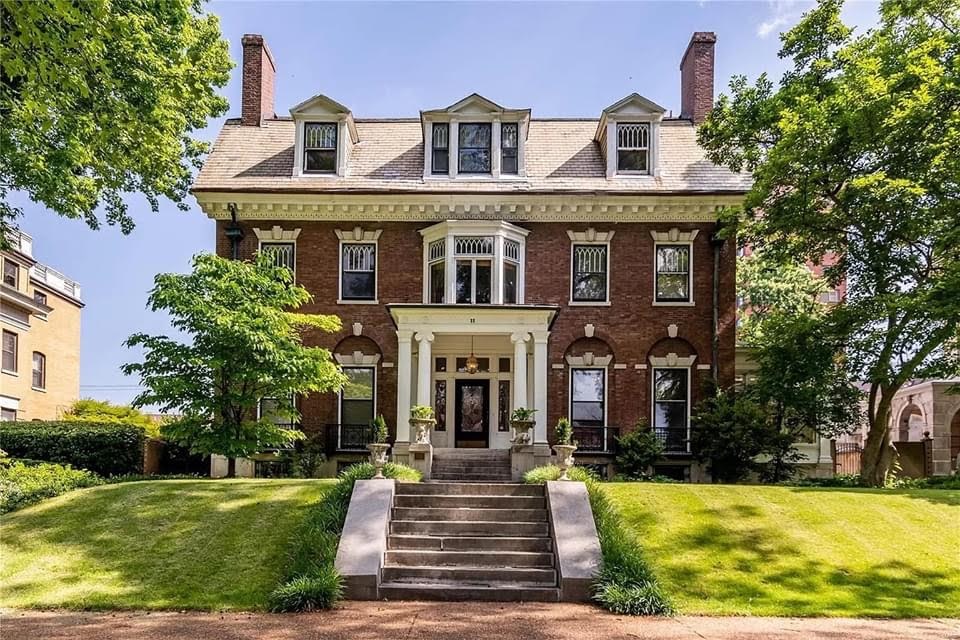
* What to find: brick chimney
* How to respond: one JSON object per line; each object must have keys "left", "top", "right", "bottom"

{"left": 680, "top": 31, "right": 716, "bottom": 125}
{"left": 240, "top": 34, "right": 276, "bottom": 126}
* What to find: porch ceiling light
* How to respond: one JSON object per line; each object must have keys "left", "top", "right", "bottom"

{"left": 466, "top": 336, "right": 480, "bottom": 375}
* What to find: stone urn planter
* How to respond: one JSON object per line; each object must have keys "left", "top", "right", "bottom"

{"left": 367, "top": 443, "right": 390, "bottom": 479}
{"left": 553, "top": 444, "right": 577, "bottom": 480}
{"left": 510, "top": 419, "right": 535, "bottom": 446}
{"left": 409, "top": 418, "right": 435, "bottom": 445}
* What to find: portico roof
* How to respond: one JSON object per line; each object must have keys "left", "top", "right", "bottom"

{"left": 387, "top": 304, "right": 560, "bottom": 333}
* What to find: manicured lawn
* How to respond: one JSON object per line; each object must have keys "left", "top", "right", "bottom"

{"left": 603, "top": 483, "right": 960, "bottom": 617}
{"left": 0, "top": 479, "right": 334, "bottom": 611}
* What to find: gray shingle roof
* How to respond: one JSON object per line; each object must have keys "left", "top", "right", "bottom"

{"left": 193, "top": 118, "right": 751, "bottom": 194}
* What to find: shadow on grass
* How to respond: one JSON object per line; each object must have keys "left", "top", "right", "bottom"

{"left": 629, "top": 499, "right": 960, "bottom": 617}
{"left": 0, "top": 480, "right": 330, "bottom": 611}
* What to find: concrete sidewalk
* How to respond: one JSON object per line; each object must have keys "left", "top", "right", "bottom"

{"left": 3, "top": 603, "right": 958, "bottom": 640}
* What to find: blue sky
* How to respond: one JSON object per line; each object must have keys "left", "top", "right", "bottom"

{"left": 14, "top": 0, "right": 879, "bottom": 405}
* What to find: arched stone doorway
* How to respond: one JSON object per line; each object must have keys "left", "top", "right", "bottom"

{"left": 950, "top": 410, "right": 960, "bottom": 471}
{"left": 895, "top": 404, "right": 925, "bottom": 442}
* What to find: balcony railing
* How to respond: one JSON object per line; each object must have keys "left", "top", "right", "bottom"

{"left": 324, "top": 423, "right": 379, "bottom": 456}
{"left": 654, "top": 427, "right": 691, "bottom": 454}
{"left": 572, "top": 425, "right": 619, "bottom": 454}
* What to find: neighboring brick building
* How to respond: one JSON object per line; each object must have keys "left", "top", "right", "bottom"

{"left": 1, "top": 229, "right": 83, "bottom": 421}
{"left": 194, "top": 32, "right": 749, "bottom": 480}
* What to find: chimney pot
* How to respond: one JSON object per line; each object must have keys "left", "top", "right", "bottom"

{"left": 680, "top": 31, "right": 716, "bottom": 125}
{"left": 241, "top": 34, "right": 276, "bottom": 126}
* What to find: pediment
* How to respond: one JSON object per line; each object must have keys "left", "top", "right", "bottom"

{"left": 289, "top": 93, "right": 358, "bottom": 143}
{"left": 602, "top": 93, "right": 667, "bottom": 116}
{"left": 422, "top": 93, "right": 530, "bottom": 120}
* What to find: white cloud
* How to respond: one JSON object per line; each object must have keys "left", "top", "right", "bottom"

{"left": 757, "top": 14, "right": 791, "bottom": 38}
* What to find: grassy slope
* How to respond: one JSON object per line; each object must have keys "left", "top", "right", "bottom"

{"left": 0, "top": 479, "right": 334, "bottom": 611}
{"left": 603, "top": 483, "right": 960, "bottom": 617}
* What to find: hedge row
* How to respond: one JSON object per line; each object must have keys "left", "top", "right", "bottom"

{"left": 0, "top": 460, "right": 103, "bottom": 513}
{"left": 0, "top": 421, "right": 146, "bottom": 476}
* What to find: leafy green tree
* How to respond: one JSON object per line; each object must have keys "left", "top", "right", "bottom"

{"left": 122, "top": 253, "right": 346, "bottom": 477}
{"left": 737, "top": 252, "right": 827, "bottom": 345}
{"left": 699, "top": 0, "right": 960, "bottom": 485}
{"left": 690, "top": 386, "right": 772, "bottom": 483}
{"left": 614, "top": 420, "right": 665, "bottom": 480}
{"left": 63, "top": 398, "right": 160, "bottom": 437}
{"left": 0, "top": 0, "right": 231, "bottom": 240}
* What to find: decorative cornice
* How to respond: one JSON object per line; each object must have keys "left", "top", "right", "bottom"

{"left": 566, "top": 352, "right": 613, "bottom": 367}
{"left": 649, "top": 353, "right": 697, "bottom": 367}
{"left": 335, "top": 351, "right": 381, "bottom": 365}
{"left": 253, "top": 225, "right": 301, "bottom": 242}
{"left": 566, "top": 228, "right": 615, "bottom": 243}
{"left": 335, "top": 227, "right": 382, "bottom": 242}
{"left": 650, "top": 228, "right": 700, "bottom": 243}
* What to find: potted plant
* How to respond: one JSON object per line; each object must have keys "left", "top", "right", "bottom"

{"left": 553, "top": 417, "right": 577, "bottom": 480}
{"left": 409, "top": 405, "right": 435, "bottom": 445}
{"left": 510, "top": 407, "right": 537, "bottom": 445}
{"left": 367, "top": 414, "right": 390, "bottom": 479}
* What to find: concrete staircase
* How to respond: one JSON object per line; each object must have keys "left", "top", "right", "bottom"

{"left": 430, "top": 448, "right": 513, "bottom": 482}
{"left": 379, "top": 481, "right": 560, "bottom": 601}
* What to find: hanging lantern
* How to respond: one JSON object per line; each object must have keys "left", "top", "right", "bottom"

{"left": 465, "top": 336, "right": 480, "bottom": 375}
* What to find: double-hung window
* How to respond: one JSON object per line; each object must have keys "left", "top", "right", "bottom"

{"left": 428, "top": 239, "right": 446, "bottom": 304}
{"left": 2, "top": 259, "right": 17, "bottom": 288}
{"left": 34, "top": 291, "right": 47, "bottom": 306}
{"left": 571, "top": 245, "right": 609, "bottom": 303}
{"left": 653, "top": 368, "right": 689, "bottom": 452}
{"left": 617, "top": 123, "right": 649, "bottom": 173}
{"left": 503, "top": 239, "right": 521, "bottom": 304}
{"left": 341, "top": 243, "right": 377, "bottom": 301}
{"left": 261, "top": 242, "right": 296, "bottom": 273}
{"left": 501, "top": 123, "right": 519, "bottom": 174}
{"left": 458, "top": 123, "right": 492, "bottom": 174}
{"left": 454, "top": 236, "right": 493, "bottom": 304}
{"left": 432, "top": 123, "right": 449, "bottom": 175}
{"left": 655, "top": 245, "right": 691, "bottom": 302}
{"left": 31, "top": 352, "right": 45, "bottom": 389}
{"left": 571, "top": 369, "right": 605, "bottom": 428}
{"left": 304, "top": 122, "right": 337, "bottom": 173}
{"left": 340, "top": 367, "right": 375, "bottom": 427}
{"left": 258, "top": 395, "right": 296, "bottom": 429}
{"left": 1, "top": 330, "right": 16, "bottom": 373}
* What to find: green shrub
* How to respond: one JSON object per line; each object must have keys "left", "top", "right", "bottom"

{"left": 524, "top": 464, "right": 674, "bottom": 616}
{"left": 0, "top": 421, "right": 145, "bottom": 476}
{"left": 614, "top": 422, "right": 665, "bottom": 480}
{"left": 0, "top": 460, "right": 102, "bottom": 513}
{"left": 269, "top": 461, "right": 420, "bottom": 611}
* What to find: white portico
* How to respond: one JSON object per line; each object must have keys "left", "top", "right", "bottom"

{"left": 388, "top": 305, "right": 557, "bottom": 462}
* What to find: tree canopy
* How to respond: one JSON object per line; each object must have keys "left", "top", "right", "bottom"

{"left": 700, "top": 0, "right": 960, "bottom": 485}
{"left": 0, "top": 0, "right": 231, "bottom": 240}
{"left": 122, "top": 253, "right": 346, "bottom": 474}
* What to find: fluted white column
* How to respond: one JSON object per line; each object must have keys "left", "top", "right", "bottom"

{"left": 415, "top": 331, "right": 434, "bottom": 407}
{"left": 532, "top": 330, "right": 550, "bottom": 445}
{"left": 512, "top": 332, "right": 530, "bottom": 410}
{"left": 395, "top": 330, "right": 414, "bottom": 443}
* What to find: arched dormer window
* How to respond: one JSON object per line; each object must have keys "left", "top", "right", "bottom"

{"left": 420, "top": 220, "right": 528, "bottom": 305}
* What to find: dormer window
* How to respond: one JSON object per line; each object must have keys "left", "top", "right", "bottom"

{"left": 502, "top": 123, "right": 519, "bottom": 174}
{"left": 304, "top": 123, "right": 337, "bottom": 173}
{"left": 617, "top": 123, "right": 649, "bottom": 173}
{"left": 432, "top": 124, "right": 449, "bottom": 175}
{"left": 458, "top": 124, "right": 492, "bottom": 174}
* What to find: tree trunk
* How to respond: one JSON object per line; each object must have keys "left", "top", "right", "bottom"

{"left": 227, "top": 456, "right": 236, "bottom": 478}
{"left": 860, "top": 396, "right": 894, "bottom": 487}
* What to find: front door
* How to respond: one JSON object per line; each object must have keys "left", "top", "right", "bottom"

{"left": 455, "top": 379, "right": 489, "bottom": 448}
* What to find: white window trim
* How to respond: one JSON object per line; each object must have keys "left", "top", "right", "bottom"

{"left": 337, "top": 365, "right": 377, "bottom": 449}
{"left": 422, "top": 116, "right": 528, "bottom": 181}
{"left": 255, "top": 226, "right": 301, "bottom": 282}
{"left": 1, "top": 329, "right": 17, "bottom": 376}
{"left": 293, "top": 118, "right": 351, "bottom": 178}
{"left": 614, "top": 123, "right": 651, "bottom": 175}
{"left": 420, "top": 220, "right": 528, "bottom": 305}
{"left": 569, "top": 366, "right": 609, "bottom": 430}
{"left": 651, "top": 229, "right": 698, "bottom": 307}
{"left": 335, "top": 228, "right": 382, "bottom": 305}
{"left": 650, "top": 365, "right": 692, "bottom": 453}
{"left": 606, "top": 118, "right": 661, "bottom": 178}
{"left": 568, "top": 229, "right": 615, "bottom": 306}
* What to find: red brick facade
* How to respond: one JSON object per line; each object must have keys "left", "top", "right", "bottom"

{"left": 216, "top": 219, "right": 736, "bottom": 445}
{"left": 240, "top": 34, "right": 276, "bottom": 126}
{"left": 680, "top": 32, "right": 717, "bottom": 125}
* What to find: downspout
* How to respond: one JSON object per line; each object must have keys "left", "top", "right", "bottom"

{"left": 710, "top": 225, "right": 725, "bottom": 386}
{"left": 225, "top": 202, "right": 244, "bottom": 260}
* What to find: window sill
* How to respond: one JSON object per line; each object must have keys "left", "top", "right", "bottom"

{"left": 613, "top": 171, "right": 653, "bottom": 178}
{"left": 295, "top": 172, "right": 339, "bottom": 179}
{"left": 568, "top": 300, "right": 611, "bottom": 307}
{"left": 652, "top": 300, "right": 695, "bottom": 307}
{"left": 337, "top": 299, "right": 380, "bottom": 305}
{"left": 1, "top": 369, "right": 17, "bottom": 377}
{"left": 31, "top": 386, "right": 46, "bottom": 393}
{"left": 423, "top": 174, "right": 528, "bottom": 182}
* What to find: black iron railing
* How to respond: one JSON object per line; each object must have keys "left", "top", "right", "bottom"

{"left": 572, "top": 425, "right": 620, "bottom": 454}
{"left": 324, "top": 423, "right": 378, "bottom": 455}
{"left": 654, "top": 427, "right": 690, "bottom": 454}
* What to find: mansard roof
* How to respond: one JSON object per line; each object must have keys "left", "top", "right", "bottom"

{"left": 193, "top": 115, "right": 751, "bottom": 195}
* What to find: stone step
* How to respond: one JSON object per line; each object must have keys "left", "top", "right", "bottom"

{"left": 394, "top": 494, "right": 545, "bottom": 509}
{"left": 400, "top": 482, "right": 542, "bottom": 496}
{"left": 391, "top": 520, "right": 549, "bottom": 537}
{"left": 378, "top": 582, "right": 560, "bottom": 602}
{"left": 430, "top": 473, "right": 514, "bottom": 481}
{"left": 388, "top": 535, "right": 552, "bottom": 552}
{"left": 381, "top": 565, "right": 556, "bottom": 585}
{"left": 384, "top": 549, "right": 554, "bottom": 568}
{"left": 432, "top": 449, "right": 510, "bottom": 458}
{"left": 430, "top": 466, "right": 512, "bottom": 474}
{"left": 393, "top": 507, "right": 547, "bottom": 522}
